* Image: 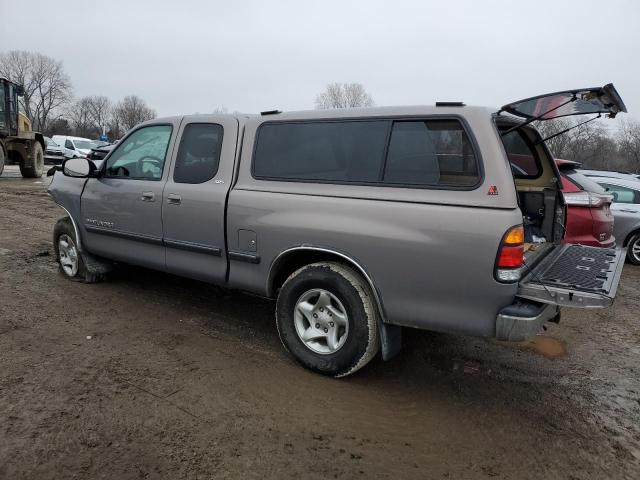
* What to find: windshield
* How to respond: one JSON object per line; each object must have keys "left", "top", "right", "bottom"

{"left": 74, "top": 140, "right": 97, "bottom": 150}
{"left": 46, "top": 138, "right": 59, "bottom": 147}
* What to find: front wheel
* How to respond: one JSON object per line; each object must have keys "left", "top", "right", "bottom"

{"left": 0, "top": 146, "right": 5, "bottom": 176}
{"left": 276, "top": 262, "right": 379, "bottom": 377}
{"left": 53, "top": 218, "right": 104, "bottom": 283}
{"left": 20, "top": 141, "right": 44, "bottom": 178}
{"left": 627, "top": 233, "right": 640, "bottom": 265}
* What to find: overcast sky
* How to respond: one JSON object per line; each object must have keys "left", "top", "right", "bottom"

{"left": 2, "top": 0, "right": 639, "bottom": 125}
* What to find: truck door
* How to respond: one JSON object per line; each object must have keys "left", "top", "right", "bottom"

{"left": 162, "top": 116, "right": 238, "bottom": 283}
{"left": 81, "top": 122, "right": 179, "bottom": 270}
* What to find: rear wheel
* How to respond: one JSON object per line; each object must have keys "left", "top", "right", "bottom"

{"left": 627, "top": 233, "right": 640, "bottom": 265}
{"left": 276, "top": 262, "right": 379, "bottom": 377}
{"left": 19, "top": 141, "right": 44, "bottom": 178}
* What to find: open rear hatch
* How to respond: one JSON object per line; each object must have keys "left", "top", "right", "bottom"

{"left": 500, "top": 84, "right": 627, "bottom": 120}
{"left": 518, "top": 244, "right": 626, "bottom": 308}
{"left": 499, "top": 83, "right": 628, "bottom": 309}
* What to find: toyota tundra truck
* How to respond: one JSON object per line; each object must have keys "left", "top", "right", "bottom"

{"left": 48, "top": 84, "right": 628, "bottom": 377}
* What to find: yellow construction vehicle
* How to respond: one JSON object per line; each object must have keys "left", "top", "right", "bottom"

{"left": 0, "top": 77, "right": 46, "bottom": 177}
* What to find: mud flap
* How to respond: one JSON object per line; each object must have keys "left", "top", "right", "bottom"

{"left": 518, "top": 244, "right": 626, "bottom": 308}
{"left": 379, "top": 321, "right": 402, "bottom": 361}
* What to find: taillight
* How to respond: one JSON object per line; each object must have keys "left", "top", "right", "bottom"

{"left": 563, "top": 191, "right": 611, "bottom": 208}
{"left": 495, "top": 225, "right": 524, "bottom": 283}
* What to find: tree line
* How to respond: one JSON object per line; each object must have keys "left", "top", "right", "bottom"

{"left": 535, "top": 116, "right": 640, "bottom": 174}
{"left": 0, "top": 50, "right": 156, "bottom": 140}
{"left": 2, "top": 49, "right": 638, "bottom": 173}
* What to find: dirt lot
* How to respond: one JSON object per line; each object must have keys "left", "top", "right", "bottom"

{"left": 1, "top": 165, "right": 639, "bottom": 479}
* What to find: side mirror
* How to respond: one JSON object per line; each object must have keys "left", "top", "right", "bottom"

{"left": 15, "top": 85, "right": 24, "bottom": 96}
{"left": 63, "top": 157, "right": 96, "bottom": 178}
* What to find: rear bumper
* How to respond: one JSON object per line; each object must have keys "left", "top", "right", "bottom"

{"left": 495, "top": 300, "right": 560, "bottom": 342}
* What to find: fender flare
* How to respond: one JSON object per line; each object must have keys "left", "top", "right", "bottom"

{"left": 56, "top": 204, "right": 84, "bottom": 252}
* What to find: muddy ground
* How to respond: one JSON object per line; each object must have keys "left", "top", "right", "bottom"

{"left": 1, "top": 165, "right": 639, "bottom": 479}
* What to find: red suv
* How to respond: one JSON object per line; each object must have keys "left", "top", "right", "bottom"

{"left": 556, "top": 159, "right": 615, "bottom": 248}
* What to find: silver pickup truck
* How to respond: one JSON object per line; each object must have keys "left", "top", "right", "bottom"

{"left": 48, "top": 85, "right": 628, "bottom": 377}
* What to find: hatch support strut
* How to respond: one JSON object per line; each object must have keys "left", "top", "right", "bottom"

{"left": 499, "top": 94, "right": 577, "bottom": 136}
{"left": 534, "top": 113, "right": 601, "bottom": 145}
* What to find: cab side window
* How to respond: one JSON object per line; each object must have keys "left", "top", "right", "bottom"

{"left": 65, "top": 140, "right": 74, "bottom": 150}
{"left": 105, "top": 125, "right": 172, "bottom": 180}
{"left": 174, "top": 123, "right": 223, "bottom": 184}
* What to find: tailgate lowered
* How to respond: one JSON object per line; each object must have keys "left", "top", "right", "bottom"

{"left": 518, "top": 244, "right": 626, "bottom": 308}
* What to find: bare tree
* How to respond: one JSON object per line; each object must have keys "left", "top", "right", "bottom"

{"left": 65, "top": 95, "right": 113, "bottom": 138}
{"left": 534, "top": 116, "right": 623, "bottom": 170}
{"left": 533, "top": 118, "right": 573, "bottom": 159}
{"left": 315, "top": 82, "right": 374, "bottom": 109}
{"left": 616, "top": 118, "right": 640, "bottom": 173}
{"left": 113, "top": 95, "right": 156, "bottom": 134}
{"left": 86, "top": 95, "right": 112, "bottom": 135}
{"left": 0, "top": 50, "right": 73, "bottom": 131}
{"left": 67, "top": 97, "right": 95, "bottom": 138}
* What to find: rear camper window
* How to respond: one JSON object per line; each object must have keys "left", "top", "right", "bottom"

{"left": 383, "top": 120, "right": 479, "bottom": 187}
{"left": 501, "top": 129, "right": 542, "bottom": 179}
{"left": 253, "top": 118, "right": 481, "bottom": 189}
{"left": 253, "top": 120, "right": 388, "bottom": 183}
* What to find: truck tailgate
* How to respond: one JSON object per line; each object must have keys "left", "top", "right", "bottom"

{"left": 518, "top": 244, "right": 626, "bottom": 308}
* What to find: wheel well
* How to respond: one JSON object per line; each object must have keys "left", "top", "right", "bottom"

{"left": 269, "top": 250, "right": 348, "bottom": 297}
{"left": 35, "top": 133, "right": 45, "bottom": 149}
{"left": 7, "top": 149, "right": 23, "bottom": 164}
{"left": 624, "top": 228, "right": 640, "bottom": 246}
{"left": 268, "top": 247, "right": 402, "bottom": 360}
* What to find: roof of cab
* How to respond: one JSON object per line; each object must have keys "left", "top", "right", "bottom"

{"left": 154, "top": 105, "right": 499, "bottom": 124}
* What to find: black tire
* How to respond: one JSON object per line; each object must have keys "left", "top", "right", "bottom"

{"left": 276, "top": 262, "right": 379, "bottom": 377}
{"left": 626, "top": 232, "right": 640, "bottom": 265}
{"left": 20, "top": 141, "right": 44, "bottom": 178}
{"left": 0, "top": 146, "right": 5, "bottom": 176}
{"left": 53, "top": 217, "right": 103, "bottom": 283}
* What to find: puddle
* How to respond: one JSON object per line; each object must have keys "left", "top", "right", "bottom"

{"left": 518, "top": 336, "right": 567, "bottom": 359}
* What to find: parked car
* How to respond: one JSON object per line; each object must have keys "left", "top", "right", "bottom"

{"left": 44, "top": 136, "right": 66, "bottom": 164}
{"left": 48, "top": 84, "right": 628, "bottom": 377}
{"left": 86, "top": 143, "right": 115, "bottom": 167}
{"left": 580, "top": 169, "right": 640, "bottom": 182}
{"left": 592, "top": 177, "right": 640, "bottom": 264}
{"left": 51, "top": 135, "right": 97, "bottom": 159}
{"left": 555, "top": 159, "right": 615, "bottom": 248}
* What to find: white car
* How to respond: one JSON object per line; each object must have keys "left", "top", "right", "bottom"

{"left": 580, "top": 169, "right": 640, "bottom": 182}
{"left": 51, "top": 135, "right": 98, "bottom": 159}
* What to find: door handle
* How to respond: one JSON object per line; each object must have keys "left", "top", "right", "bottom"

{"left": 167, "top": 193, "right": 182, "bottom": 205}
{"left": 140, "top": 191, "right": 155, "bottom": 202}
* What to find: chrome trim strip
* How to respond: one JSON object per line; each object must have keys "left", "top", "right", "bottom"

{"left": 228, "top": 250, "right": 260, "bottom": 264}
{"left": 164, "top": 238, "right": 221, "bottom": 256}
{"left": 268, "top": 246, "right": 386, "bottom": 323}
{"left": 85, "top": 225, "right": 163, "bottom": 246}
